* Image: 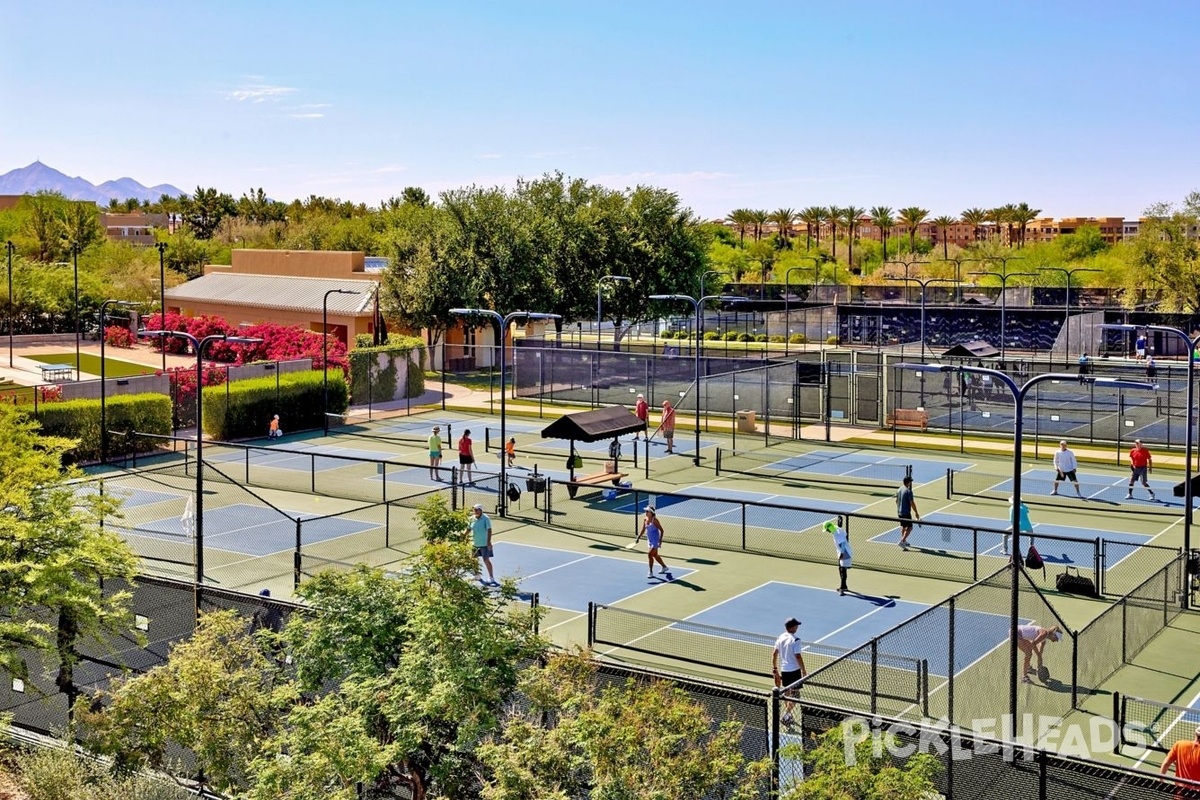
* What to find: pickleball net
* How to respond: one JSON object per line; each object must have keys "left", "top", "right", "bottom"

{"left": 1118, "top": 694, "right": 1200, "bottom": 753}
{"left": 716, "top": 446, "right": 912, "bottom": 487}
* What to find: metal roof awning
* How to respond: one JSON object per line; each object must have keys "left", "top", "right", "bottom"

{"left": 941, "top": 340, "right": 1001, "bottom": 359}
{"left": 540, "top": 406, "right": 646, "bottom": 442}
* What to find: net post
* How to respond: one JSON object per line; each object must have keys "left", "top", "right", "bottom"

{"left": 921, "top": 658, "right": 930, "bottom": 717}
{"left": 972, "top": 529, "right": 978, "bottom": 581}
{"left": 643, "top": 437, "right": 649, "bottom": 480}
{"left": 946, "top": 468, "right": 953, "bottom": 500}
{"left": 385, "top": 500, "right": 391, "bottom": 549}
{"left": 293, "top": 518, "right": 302, "bottom": 590}
{"left": 382, "top": 463, "right": 388, "bottom": 505}
{"left": 870, "top": 639, "right": 878, "bottom": 715}
{"left": 1120, "top": 599, "right": 1128, "bottom": 663}
{"left": 544, "top": 478, "right": 552, "bottom": 524}
{"left": 770, "top": 687, "right": 782, "bottom": 794}
{"left": 715, "top": 447, "right": 722, "bottom": 476}
{"left": 244, "top": 448, "right": 250, "bottom": 485}
{"left": 451, "top": 467, "right": 458, "bottom": 511}
{"left": 311, "top": 453, "right": 316, "bottom": 494}
{"left": 1112, "top": 692, "right": 1122, "bottom": 754}
{"left": 741, "top": 500, "right": 747, "bottom": 552}
{"left": 1164, "top": 564, "right": 1171, "bottom": 627}
{"left": 587, "top": 601, "right": 595, "bottom": 646}
{"left": 948, "top": 595, "right": 956, "bottom": 726}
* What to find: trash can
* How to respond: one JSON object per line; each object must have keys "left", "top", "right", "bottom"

{"left": 736, "top": 409, "right": 757, "bottom": 433}
{"left": 526, "top": 476, "right": 547, "bottom": 494}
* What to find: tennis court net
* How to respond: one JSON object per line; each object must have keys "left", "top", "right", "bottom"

{"left": 947, "top": 468, "right": 1187, "bottom": 516}
{"left": 1118, "top": 693, "right": 1200, "bottom": 753}
{"left": 588, "top": 603, "right": 927, "bottom": 710}
{"left": 325, "top": 413, "right": 453, "bottom": 450}
{"left": 716, "top": 446, "right": 912, "bottom": 486}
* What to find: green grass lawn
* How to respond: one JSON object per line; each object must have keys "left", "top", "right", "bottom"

{"left": 28, "top": 352, "right": 158, "bottom": 378}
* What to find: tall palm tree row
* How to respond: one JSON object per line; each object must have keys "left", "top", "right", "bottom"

{"left": 769, "top": 208, "right": 797, "bottom": 248}
{"left": 1011, "top": 202, "right": 1041, "bottom": 248}
{"left": 798, "top": 206, "right": 823, "bottom": 249}
{"left": 827, "top": 205, "right": 842, "bottom": 259}
{"left": 750, "top": 209, "right": 769, "bottom": 242}
{"left": 841, "top": 205, "right": 865, "bottom": 273}
{"left": 725, "top": 208, "right": 753, "bottom": 247}
{"left": 869, "top": 206, "right": 895, "bottom": 261}
{"left": 931, "top": 215, "right": 958, "bottom": 260}
{"left": 961, "top": 208, "right": 987, "bottom": 244}
{"left": 898, "top": 206, "right": 929, "bottom": 255}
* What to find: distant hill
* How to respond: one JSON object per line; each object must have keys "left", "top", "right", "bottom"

{"left": 0, "top": 161, "right": 184, "bottom": 204}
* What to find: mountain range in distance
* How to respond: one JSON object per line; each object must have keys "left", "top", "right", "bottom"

{"left": 0, "top": 161, "right": 184, "bottom": 204}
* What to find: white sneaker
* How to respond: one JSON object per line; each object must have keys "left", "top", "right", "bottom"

{"left": 1126, "top": 493, "right": 1134, "bottom": 499}
{"left": 781, "top": 712, "right": 794, "bottom": 724}
{"left": 648, "top": 573, "right": 655, "bottom": 579}
{"left": 659, "top": 566, "right": 670, "bottom": 573}
{"left": 1050, "top": 490, "right": 1058, "bottom": 496}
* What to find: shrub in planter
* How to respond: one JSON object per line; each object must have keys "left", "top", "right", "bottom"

{"left": 723, "top": 331, "right": 740, "bottom": 341}
{"left": 789, "top": 333, "right": 807, "bottom": 344}
{"left": 703, "top": 331, "right": 720, "bottom": 341}
{"left": 754, "top": 334, "right": 768, "bottom": 343}
{"left": 104, "top": 326, "right": 135, "bottom": 348}
{"left": 769, "top": 334, "right": 786, "bottom": 343}
{"left": 826, "top": 335, "right": 839, "bottom": 345}
{"left": 34, "top": 393, "right": 171, "bottom": 463}
{"left": 203, "top": 370, "right": 348, "bottom": 440}
{"left": 736, "top": 333, "right": 751, "bottom": 342}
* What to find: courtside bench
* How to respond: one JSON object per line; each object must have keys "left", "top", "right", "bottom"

{"left": 39, "top": 364, "right": 74, "bottom": 382}
{"left": 885, "top": 409, "right": 929, "bottom": 431}
{"left": 566, "top": 470, "right": 629, "bottom": 499}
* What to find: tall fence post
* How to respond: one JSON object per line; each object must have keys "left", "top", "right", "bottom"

{"left": 293, "top": 518, "right": 303, "bottom": 589}
{"left": 948, "top": 595, "right": 956, "bottom": 727}
{"left": 1071, "top": 630, "right": 1079, "bottom": 709}
{"left": 770, "top": 688, "right": 781, "bottom": 794}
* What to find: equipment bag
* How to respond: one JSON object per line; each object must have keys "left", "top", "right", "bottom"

{"left": 571, "top": 454, "right": 584, "bottom": 469}
{"left": 1056, "top": 566, "right": 1098, "bottom": 598}
{"left": 507, "top": 483, "right": 521, "bottom": 502}
{"left": 1025, "top": 543, "right": 1045, "bottom": 574}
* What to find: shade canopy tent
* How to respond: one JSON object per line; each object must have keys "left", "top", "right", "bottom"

{"left": 941, "top": 340, "right": 1001, "bottom": 359}
{"left": 540, "top": 406, "right": 646, "bottom": 442}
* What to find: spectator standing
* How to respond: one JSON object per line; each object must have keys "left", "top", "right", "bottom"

{"left": 1004, "top": 496, "right": 1034, "bottom": 557}
{"left": 660, "top": 400, "right": 676, "bottom": 454}
{"left": 1146, "top": 357, "right": 1157, "bottom": 382}
{"left": 634, "top": 393, "right": 649, "bottom": 440}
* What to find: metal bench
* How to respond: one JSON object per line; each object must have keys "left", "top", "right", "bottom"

{"left": 39, "top": 364, "right": 75, "bottom": 382}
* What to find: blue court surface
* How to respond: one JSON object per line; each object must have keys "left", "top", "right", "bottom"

{"left": 959, "top": 467, "right": 1194, "bottom": 509}
{"left": 78, "top": 485, "right": 184, "bottom": 509}
{"left": 605, "top": 485, "right": 863, "bottom": 532}
{"left": 683, "top": 582, "right": 1021, "bottom": 679}
{"left": 118, "top": 503, "right": 377, "bottom": 557}
{"left": 868, "top": 512, "right": 1153, "bottom": 566}
{"left": 497, "top": 542, "right": 692, "bottom": 613}
{"left": 207, "top": 443, "right": 410, "bottom": 473}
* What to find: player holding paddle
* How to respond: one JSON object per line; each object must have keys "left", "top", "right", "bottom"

{"left": 636, "top": 506, "right": 671, "bottom": 580}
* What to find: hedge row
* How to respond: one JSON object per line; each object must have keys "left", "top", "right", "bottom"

{"left": 349, "top": 335, "right": 426, "bottom": 403}
{"left": 34, "top": 393, "right": 172, "bottom": 463}
{"left": 202, "top": 369, "right": 348, "bottom": 440}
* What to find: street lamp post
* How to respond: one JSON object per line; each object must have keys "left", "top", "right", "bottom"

{"left": 137, "top": 330, "right": 262, "bottom": 601}
{"left": 156, "top": 242, "right": 168, "bottom": 373}
{"left": 322, "top": 288, "right": 361, "bottom": 433}
{"left": 5, "top": 241, "right": 14, "bottom": 368}
{"left": 99, "top": 299, "right": 140, "bottom": 463}
{"left": 885, "top": 276, "right": 956, "bottom": 361}
{"left": 72, "top": 246, "right": 81, "bottom": 381}
{"left": 449, "top": 308, "right": 561, "bottom": 516}
{"left": 1102, "top": 323, "right": 1197, "bottom": 609}
{"left": 897, "top": 363, "right": 1155, "bottom": 733}
{"left": 699, "top": 269, "right": 721, "bottom": 301}
{"left": 596, "top": 275, "right": 632, "bottom": 351}
{"left": 1046, "top": 267, "right": 1101, "bottom": 366}
{"left": 937, "top": 257, "right": 978, "bottom": 305}
{"left": 970, "top": 268, "right": 1036, "bottom": 362}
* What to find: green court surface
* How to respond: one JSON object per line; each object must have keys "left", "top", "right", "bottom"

{"left": 30, "top": 352, "right": 158, "bottom": 378}
{"left": 89, "top": 406, "right": 1200, "bottom": 769}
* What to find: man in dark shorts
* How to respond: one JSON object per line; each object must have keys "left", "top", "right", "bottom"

{"left": 1127, "top": 439, "right": 1155, "bottom": 501}
{"left": 1051, "top": 440, "right": 1083, "bottom": 498}
{"left": 771, "top": 617, "right": 806, "bottom": 724}
{"left": 896, "top": 475, "right": 920, "bottom": 549}
{"left": 467, "top": 503, "right": 497, "bottom": 587}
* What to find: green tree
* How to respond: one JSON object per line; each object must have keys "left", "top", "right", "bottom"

{"left": 1011, "top": 201, "right": 1041, "bottom": 248}
{"left": 780, "top": 726, "right": 939, "bottom": 799}
{"left": 898, "top": 206, "right": 929, "bottom": 255}
{"left": 180, "top": 187, "right": 237, "bottom": 240}
{"left": 0, "top": 404, "right": 138, "bottom": 708}
{"left": 931, "top": 214, "right": 958, "bottom": 260}
{"left": 869, "top": 206, "right": 895, "bottom": 262}
{"left": 750, "top": 208, "right": 768, "bottom": 242}
{"left": 961, "top": 207, "right": 987, "bottom": 244}
{"left": 770, "top": 208, "right": 797, "bottom": 249}
{"left": 22, "top": 191, "right": 68, "bottom": 261}
{"left": 725, "top": 208, "right": 753, "bottom": 247}
{"left": 841, "top": 206, "right": 865, "bottom": 273}
{"left": 827, "top": 205, "right": 842, "bottom": 259}
{"left": 401, "top": 186, "right": 431, "bottom": 207}
{"left": 798, "top": 206, "right": 824, "bottom": 250}
{"left": 1126, "top": 193, "right": 1200, "bottom": 311}
{"left": 61, "top": 199, "right": 103, "bottom": 255}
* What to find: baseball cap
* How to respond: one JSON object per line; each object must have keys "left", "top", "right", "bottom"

{"left": 646, "top": 505, "right": 656, "bottom": 513}
{"left": 823, "top": 521, "right": 836, "bottom": 533}
{"left": 472, "top": 503, "right": 483, "bottom": 511}
{"left": 784, "top": 617, "right": 801, "bottom": 628}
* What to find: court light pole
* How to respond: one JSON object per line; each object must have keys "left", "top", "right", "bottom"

{"left": 885, "top": 275, "right": 955, "bottom": 361}
{"left": 72, "top": 245, "right": 81, "bottom": 381}
{"left": 596, "top": 275, "right": 632, "bottom": 351}
{"left": 699, "top": 269, "right": 721, "bottom": 302}
{"left": 5, "top": 240, "right": 14, "bottom": 368}
{"left": 970, "top": 268, "right": 1035, "bottom": 362}
{"left": 138, "top": 330, "right": 262, "bottom": 598}
{"left": 1102, "top": 322, "right": 1198, "bottom": 609}
{"left": 897, "top": 363, "right": 1155, "bottom": 734}
{"left": 449, "top": 308, "right": 561, "bottom": 517}
{"left": 99, "top": 299, "right": 140, "bottom": 464}
{"left": 1046, "top": 267, "right": 1101, "bottom": 366}
{"left": 156, "top": 242, "right": 168, "bottom": 372}
{"left": 937, "top": 256, "right": 978, "bottom": 305}
{"left": 323, "top": 288, "right": 360, "bottom": 433}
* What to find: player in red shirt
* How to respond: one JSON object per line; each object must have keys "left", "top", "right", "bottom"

{"left": 1127, "top": 439, "right": 1156, "bottom": 501}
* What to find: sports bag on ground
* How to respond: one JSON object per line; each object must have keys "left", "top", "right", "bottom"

{"left": 1056, "top": 566, "right": 1098, "bottom": 598}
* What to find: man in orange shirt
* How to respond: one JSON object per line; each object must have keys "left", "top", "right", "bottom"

{"left": 1127, "top": 439, "right": 1156, "bottom": 501}
{"left": 1161, "top": 726, "right": 1200, "bottom": 795}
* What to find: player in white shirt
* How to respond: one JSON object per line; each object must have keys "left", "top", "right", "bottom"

{"left": 771, "top": 617, "right": 806, "bottom": 724}
{"left": 1051, "top": 440, "right": 1083, "bottom": 497}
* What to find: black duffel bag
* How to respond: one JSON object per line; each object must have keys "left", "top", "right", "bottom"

{"left": 1056, "top": 566, "right": 1098, "bottom": 598}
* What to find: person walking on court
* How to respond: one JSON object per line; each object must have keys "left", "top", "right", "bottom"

{"left": 458, "top": 429, "right": 476, "bottom": 485}
{"left": 268, "top": 414, "right": 282, "bottom": 438}
{"left": 660, "top": 400, "right": 676, "bottom": 454}
{"left": 467, "top": 503, "right": 498, "bottom": 587}
{"left": 827, "top": 516, "right": 852, "bottom": 595}
{"left": 428, "top": 426, "right": 443, "bottom": 481}
{"left": 1161, "top": 725, "right": 1200, "bottom": 789}
{"left": 1146, "top": 356, "right": 1157, "bottom": 382}
{"left": 639, "top": 506, "right": 671, "bottom": 580}
{"left": 1127, "top": 439, "right": 1156, "bottom": 500}
{"left": 505, "top": 436, "right": 517, "bottom": 468}
{"left": 634, "top": 393, "right": 649, "bottom": 440}
{"left": 896, "top": 476, "right": 920, "bottom": 549}
{"left": 1017, "top": 624, "right": 1061, "bottom": 683}
{"left": 771, "top": 617, "right": 806, "bottom": 724}
{"left": 1004, "top": 496, "right": 1034, "bottom": 557}
{"left": 1051, "top": 440, "right": 1084, "bottom": 498}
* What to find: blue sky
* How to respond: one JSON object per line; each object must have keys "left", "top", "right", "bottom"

{"left": 2, "top": 1, "right": 1198, "bottom": 219}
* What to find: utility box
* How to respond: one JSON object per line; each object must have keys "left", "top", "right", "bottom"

{"left": 736, "top": 409, "right": 757, "bottom": 433}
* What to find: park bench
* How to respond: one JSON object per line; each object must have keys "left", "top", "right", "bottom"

{"left": 566, "top": 469, "right": 630, "bottom": 499}
{"left": 39, "top": 364, "right": 74, "bottom": 382}
{"left": 885, "top": 409, "right": 929, "bottom": 431}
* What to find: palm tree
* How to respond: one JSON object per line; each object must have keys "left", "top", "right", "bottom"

{"left": 869, "top": 206, "right": 895, "bottom": 261}
{"left": 961, "top": 208, "right": 987, "bottom": 244}
{"left": 985, "top": 207, "right": 1005, "bottom": 244}
{"left": 769, "top": 208, "right": 797, "bottom": 249}
{"left": 725, "top": 208, "right": 753, "bottom": 247}
{"left": 999, "top": 203, "right": 1018, "bottom": 247}
{"left": 841, "top": 205, "right": 865, "bottom": 273}
{"left": 812, "top": 206, "right": 829, "bottom": 249}
{"left": 898, "top": 206, "right": 929, "bottom": 254}
{"left": 827, "top": 205, "right": 842, "bottom": 259}
{"left": 931, "top": 214, "right": 958, "bottom": 260}
{"left": 798, "top": 206, "right": 823, "bottom": 250}
{"left": 1011, "top": 202, "right": 1041, "bottom": 248}
{"left": 750, "top": 209, "right": 769, "bottom": 242}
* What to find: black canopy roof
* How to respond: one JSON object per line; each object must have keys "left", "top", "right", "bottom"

{"left": 540, "top": 406, "right": 646, "bottom": 442}
{"left": 941, "top": 340, "right": 1000, "bottom": 359}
